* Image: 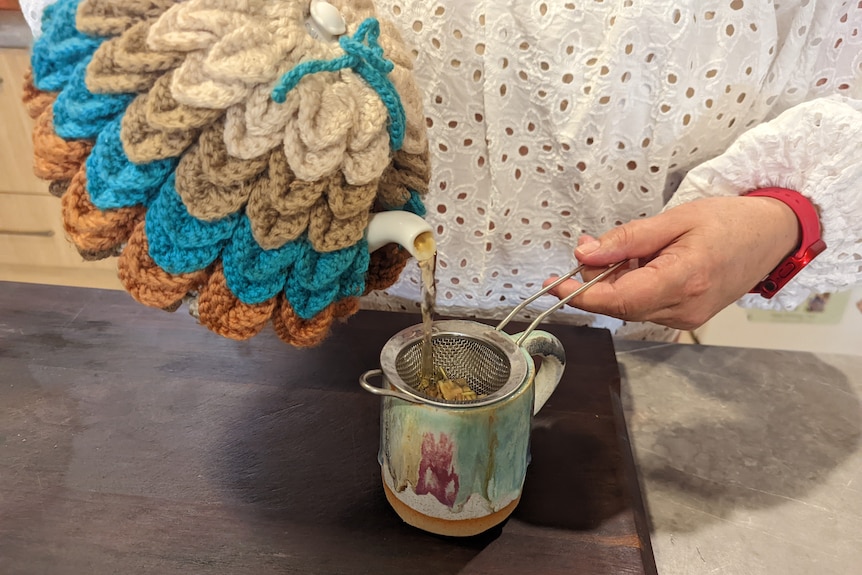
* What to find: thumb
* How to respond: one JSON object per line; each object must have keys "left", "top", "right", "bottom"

{"left": 575, "top": 212, "right": 687, "bottom": 266}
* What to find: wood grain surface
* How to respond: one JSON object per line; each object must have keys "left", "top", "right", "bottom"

{"left": 0, "top": 281, "right": 656, "bottom": 574}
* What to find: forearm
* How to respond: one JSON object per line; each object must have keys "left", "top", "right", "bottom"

{"left": 667, "top": 96, "right": 862, "bottom": 309}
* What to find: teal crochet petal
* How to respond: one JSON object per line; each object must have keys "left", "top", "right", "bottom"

{"left": 154, "top": 174, "right": 239, "bottom": 249}
{"left": 284, "top": 240, "right": 369, "bottom": 319}
{"left": 31, "top": 0, "right": 102, "bottom": 91}
{"left": 146, "top": 174, "right": 238, "bottom": 274}
{"left": 86, "top": 116, "right": 177, "bottom": 210}
{"left": 222, "top": 218, "right": 303, "bottom": 305}
{"left": 336, "top": 244, "right": 370, "bottom": 300}
{"left": 285, "top": 283, "right": 339, "bottom": 320}
{"left": 53, "top": 56, "right": 134, "bottom": 140}
{"left": 399, "top": 189, "right": 426, "bottom": 217}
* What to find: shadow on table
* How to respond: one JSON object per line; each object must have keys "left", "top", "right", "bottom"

{"left": 621, "top": 345, "right": 862, "bottom": 533}
{"left": 212, "top": 374, "right": 503, "bottom": 574}
{"left": 515, "top": 412, "right": 628, "bottom": 530}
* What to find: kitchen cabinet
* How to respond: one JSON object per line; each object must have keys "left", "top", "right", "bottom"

{"left": 0, "top": 47, "right": 122, "bottom": 290}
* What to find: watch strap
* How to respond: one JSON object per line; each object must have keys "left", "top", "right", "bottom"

{"left": 745, "top": 187, "right": 826, "bottom": 299}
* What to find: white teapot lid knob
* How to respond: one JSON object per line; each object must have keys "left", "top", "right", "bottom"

{"left": 310, "top": 1, "right": 347, "bottom": 36}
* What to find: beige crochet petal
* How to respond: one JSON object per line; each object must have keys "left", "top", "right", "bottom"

{"left": 344, "top": 74, "right": 389, "bottom": 153}
{"left": 146, "top": 0, "right": 261, "bottom": 53}
{"left": 248, "top": 203, "right": 311, "bottom": 250}
{"left": 307, "top": 196, "right": 369, "bottom": 253}
{"left": 86, "top": 21, "right": 185, "bottom": 94}
{"left": 389, "top": 66, "right": 428, "bottom": 155}
{"left": 246, "top": 153, "right": 328, "bottom": 249}
{"left": 326, "top": 175, "right": 378, "bottom": 220}
{"left": 223, "top": 85, "right": 295, "bottom": 159}
{"left": 196, "top": 120, "right": 269, "bottom": 186}
{"left": 175, "top": 150, "right": 248, "bottom": 221}
{"left": 246, "top": 205, "right": 311, "bottom": 250}
{"left": 203, "top": 25, "right": 294, "bottom": 85}
{"left": 335, "top": 1, "right": 376, "bottom": 32}
{"left": 377, "top": 149, "right": 432, "bottom": 208}
{"left": 223, "top": 100, "right": 287, "bottom": 160}
{"left": 144, "top": 72, "right": 223, "bottom": 131}
{"left": 76, "top": 0, "right": 178, "bottom": 38}
{"left": 297, "top": 78, "right": 358, "bottom": 151}
{"left": 376, "top": 19, "right": 415, "bottom": 70}
{"left": 395, "top": 148, "right": 432, "bottom": 194}
{"left": 275, "top": 181, "right": 328, "bottom": 215}
{"left": 223, "top": 114, "right": 284, "bottom": 160}
{"left": 175, "top": 122, "right": 268, "bottom": 221}
{"left": 121, "top": 95, "right": 199, "bottom": 163}
{"left": 283, "top": 125, "right": 347, "bottom": 183}
{"left": 171, "top": 51, "right": 252, "bottom": 109}
{"left": 234, "top": 85, "right": 293, "bottom": 138}
{"left": 342, "top": 131, "right": 391, "bottom": 186}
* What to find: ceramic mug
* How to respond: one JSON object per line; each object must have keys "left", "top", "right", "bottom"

{"left": 359, "top": 319, "right": 566, "bottom": 536}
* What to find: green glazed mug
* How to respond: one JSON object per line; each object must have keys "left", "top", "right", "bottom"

{"left": 359, "top": 319, "right": 566, "bottom": 537}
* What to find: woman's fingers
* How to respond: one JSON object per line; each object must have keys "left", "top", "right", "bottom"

{"left": 542, "top": 196, "right": 803, "bottom": 330}
{"left": 546, "top": 255, "right": 689, "bottom": 324}
{"left": 574, "top": 213, "right": 688, "bottom": 267}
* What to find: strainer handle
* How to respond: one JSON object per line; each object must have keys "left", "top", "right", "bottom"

{"left": 359, "top": 369, "right": 423, "bottom": 404}
{"left": 515, "top": 330, "right": 566, "bottom": 415}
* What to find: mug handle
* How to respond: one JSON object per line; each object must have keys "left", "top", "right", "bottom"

{"left": 514, "top": 330, "right": 566, "bottom": 415}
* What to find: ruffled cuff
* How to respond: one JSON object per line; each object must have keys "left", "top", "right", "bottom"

{"left": 666, "top": 95, "right": 862, "bottom": 311}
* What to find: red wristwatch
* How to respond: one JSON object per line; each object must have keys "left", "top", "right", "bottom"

{"left": 745, "top": 187, "right": 827, "bottom": 299}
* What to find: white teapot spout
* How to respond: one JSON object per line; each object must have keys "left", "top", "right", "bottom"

{"left": 366, "top": 211, "right": 436, "bottom": 261}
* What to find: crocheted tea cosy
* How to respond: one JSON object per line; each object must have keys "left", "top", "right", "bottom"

{"left": 24, "top": 0, "right": 430, "bottom": 347}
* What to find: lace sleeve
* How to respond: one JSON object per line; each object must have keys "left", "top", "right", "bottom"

{"left": 667, "top": 96, "right": 862, "bottom": 311}
{"left": 18, "top": 0, "right": 58, "bottom": 37}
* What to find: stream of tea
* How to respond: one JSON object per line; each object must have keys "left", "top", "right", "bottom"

{"left": 416, "top": 255, "right": 481, "bottom": 401}
{"left": 418, "top": 254, "right": 436, "bottom": 384}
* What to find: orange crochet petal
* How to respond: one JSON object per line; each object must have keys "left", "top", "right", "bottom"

{"left": 61, "top": 163, "right": 145, "bottom": 255}
{"left": 21, "top": 68, "right": 56, "bottom": 120}
{"left": 364, "top": 242, "right": 411, "bottom": 293}
{"left": 117, "top": 220, "right": 206, "bottom": 310}
{"left": 32, "top": 108, "right": 93, "bottom": 181}
{"left": 271, "top": 295, "right": 336, "bottom": 348}
{"left": 332, "top": 296, "right": 361, "bottom": 319}
{"left": 196, "top": 263, "right": 275, "bottom": 340}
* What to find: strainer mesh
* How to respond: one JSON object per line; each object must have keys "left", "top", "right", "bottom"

{"left": 395, "top": 335, "right": 513, "bottom": 402}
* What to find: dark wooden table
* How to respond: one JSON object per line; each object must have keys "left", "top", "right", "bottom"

{"left": 0, "top": 281, "right": 656, "bottom": 574}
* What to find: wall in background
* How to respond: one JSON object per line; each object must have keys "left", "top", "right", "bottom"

{"left": 696, "top": 288, "right": 862, "bottom": 357}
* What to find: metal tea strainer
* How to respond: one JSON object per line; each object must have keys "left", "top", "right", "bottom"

{"left": 360, "top": 261, "right": 626, "bottom": 408}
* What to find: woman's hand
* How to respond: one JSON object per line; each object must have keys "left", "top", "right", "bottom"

{"left": 544, "top": 196, "right": 801, "bottom": 330}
